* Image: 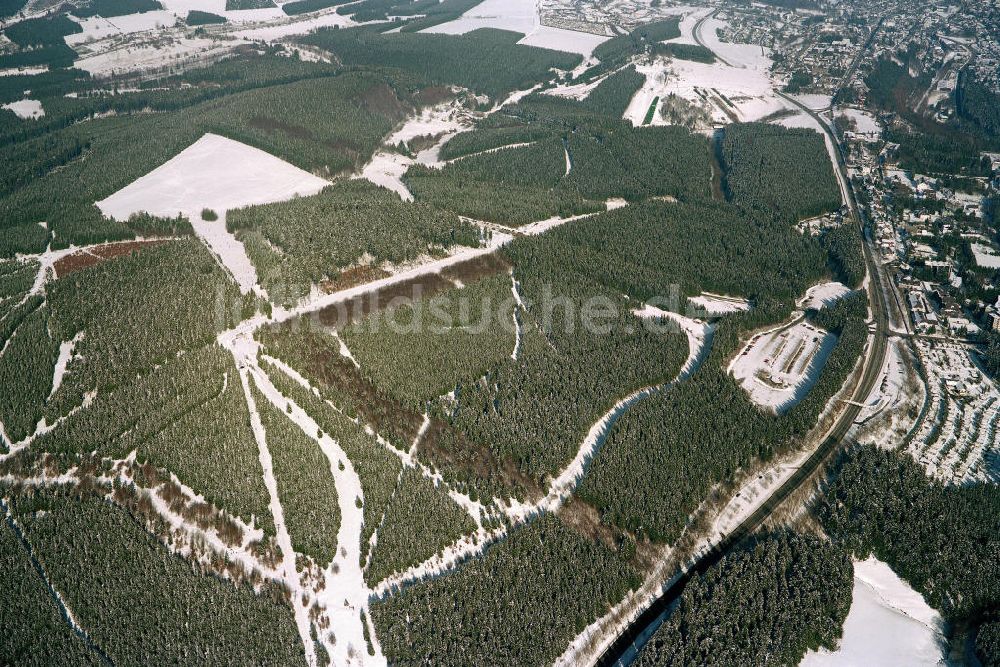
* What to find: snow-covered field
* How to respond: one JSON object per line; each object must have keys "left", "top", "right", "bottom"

{"left": 2, "top": 98, "right": 44, "bottom": 119}
{"left": 158, "top": 0, "right": 285, "bottom": 23}
{"left": 98, "top": 133, "right": 328, "bottom": 220}
{"left": 623, "top": 9, "right": 788, "bottom": 128}
{"left": 98, "top": 133, "right": 328, "bottom": 295}
{"left": 800, "top": 557, "right": 947, "bottom": 667}
{"left": 840, "top": 107, "right": 881, "bottom": 136}
{"left": 66, "top": 3, "right": 357, "bottom": 75}
{"left": 797, "top": 281, "right": 852, "bottom": 311}
{"left": 73, "top": 35, "right": 229, "bottom": 75}
{"left": 791, "top": 93, "right": 831, "bottom": 111}
{"left": 729, "top": 320, "right": 838, "bottom": 414}
{"left": 425, "top": 0, "right": 609, "bottom": 57}
{"left": 427, "top": 0, "right": 537, "bottom": 35}
{"left": 688, "top": 292, "right": 751, "bottom": 317}
{"left": 66, "top": 11, "right": 179, "bottom": 45}
{"left": 230, "top": 9, "right": 355, "bottom": 41}
{"left": 517, "top": 25, "right": 608, "bottom": 56}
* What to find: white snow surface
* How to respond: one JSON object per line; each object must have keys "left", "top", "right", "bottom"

{"left": 0, "top": 65, "right": 48, "bottom": 77}
{"left": 2, "top": 98, "right": 44, "bottom": 119}
{"left": 424, "top": 0, "right": 608, "bottom": 57}
{"left": 517, "top": 25, "right": 608, "bottom": 57}
{"left": 192, "top": 211, "right": 261, "bottom": 295}
{"left": 425, "top": 0, "right": 536, "bottom": 35}
{"left": 800, "top": 557, "right": 946, "bottom": 667}
{"left": 73, "top": 36, "right": 230, "bottom": 75}
{"left": 791, "top": 93, "right": 832, "bottom": 111}
{"left": 972, "top": 242, "right": 1000, "bottom": 269}
{"left": 729, "top": 319, "right": 837, "bottom": 414}
{"left": 231, "top": 10, "right": 356, "bottom": 40}
{"left": 841, "top": 107, "right": 881, "bottom": 136}
{"left": 49, "top": 332, "right": 83, "bottom": 399}
{"left": 157, "top": 0, "right": 285, "bottom": 23}
{"left": 358, "top": 100, "right": 473, "bottom": 199}
{"left": 688, "top": 293, "right": 751, "bottom": 316}
{"left": 797, "top": 281, "right": 852, "bottom": 311}
{"left": 97, "top": 133, "right": 328, "bottom": 220}
{"left": 97, "top": 134, "right": 326, "bottom": 295}
{"left": 66, "top": 11, "right": 179, "bottom": 45}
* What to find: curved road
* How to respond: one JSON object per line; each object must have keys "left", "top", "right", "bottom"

{"left": 597, "top": 53, "right": 894, "bottom": 667}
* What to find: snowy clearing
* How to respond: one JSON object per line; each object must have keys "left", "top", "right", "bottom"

{"left": 358, "top": 99, "right": 475, "bottom": 199}
{"left": 624, "top": 11, "right": 784, "bottom": 129}
{"left": 2, "top": 98, "right": 44, "bottom": 119}
{"left": 73, "top": 35, "right": 231, "bottom": 75}
{"left": 425, "top": 0, "right": 537, "bottom": 36}
{"left": 688, "top": 292, "right": 751, "bottom": 317}
{"left": 66, "top": 11, "right": 179, "bottom": 45}
{"left": 729, "top": 319, "right": 837, "bottom": 414}
{"left": 157, "top": 0, "right": 285, "bottom": 23}
{"left": 231, "top": 9, "right": 356, "bottom": 41}
{"left": 0, "top": 65, "right": 48, "bottom": 77}
{"left": 97, "top": 133, "right": 326, "bottom": 295}
{"left": 797, "top": 281, "right": 853, "bottom": 311}
{"left": 191, "top": 211, "right": 261, "bottom": 295}
{"left": 97, "top": 133, "right": 329, "bottom": 220}
{"left": 424, "top": 0, "right": 609, "bottom": 57}
{"left": 840, "top": 107, "right": 881, "bottom": 136}
{"left": 517, "top": 25, "right": 608, "bottom": 57}
{"left": 800, "top": 557, "right": 946, "bottom": 667}
{"left": 790, "top": 93, "right": 832, "bottom": 112}
{"left": 49, "top": 332, "right": 84, "bottom": 399}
